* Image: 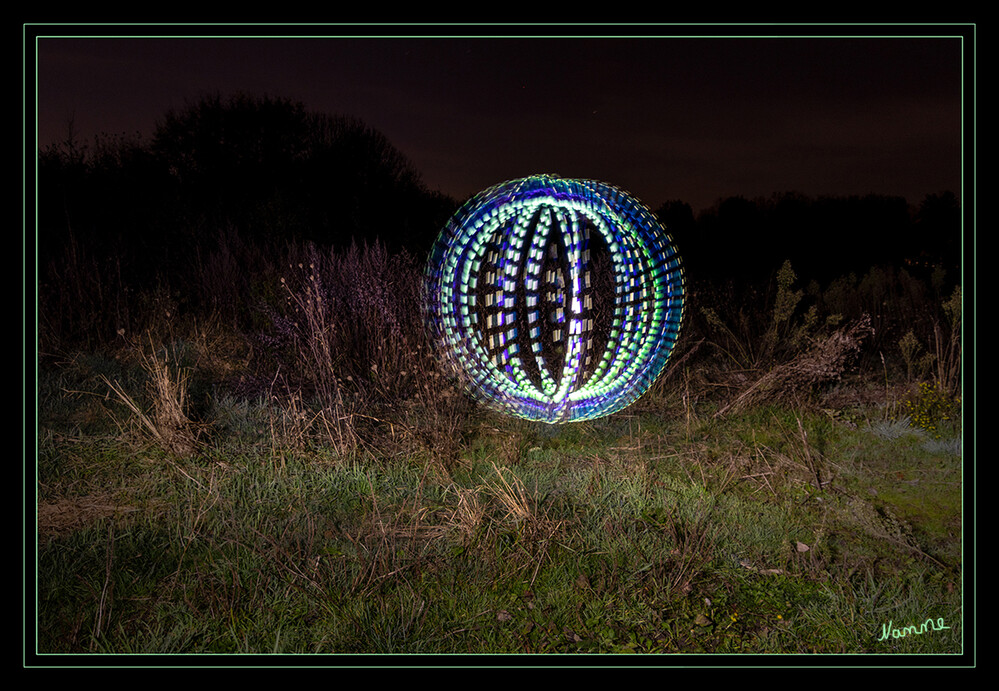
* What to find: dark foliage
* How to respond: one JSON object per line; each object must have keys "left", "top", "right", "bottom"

{"left": 35, "top": 91, "right": 961, "bottom": 363}
{"left": 39, "top": 92, "right": 457, "bottom": 270}
{"left": 36, "top": 92, "right": 459, "bottom": 346}
{"left": 663, "top": 190, "right": 961, "bottom": 289}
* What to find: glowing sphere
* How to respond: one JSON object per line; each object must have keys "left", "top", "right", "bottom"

{"left": 424, "top": 174, "right": 685, "bottom": 423}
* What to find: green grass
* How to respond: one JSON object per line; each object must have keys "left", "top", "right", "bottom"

{"left": 31, "top": 355, "right": 966, "bottom": 661}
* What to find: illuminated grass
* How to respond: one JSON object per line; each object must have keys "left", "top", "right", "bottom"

{"left": 35, "top": 372, "right": 963, "bottom": 656}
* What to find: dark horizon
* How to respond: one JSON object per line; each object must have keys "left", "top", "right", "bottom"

{"left": 31, "top": 28, "right": 968, "bottom": 216}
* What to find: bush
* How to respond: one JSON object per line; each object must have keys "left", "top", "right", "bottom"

{"left": 902, "top": 381, "right": 960, "bottom": 439}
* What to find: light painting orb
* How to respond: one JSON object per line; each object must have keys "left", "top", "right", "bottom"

{"left": 424, "top": 174, "right": 685, "bottom": 423}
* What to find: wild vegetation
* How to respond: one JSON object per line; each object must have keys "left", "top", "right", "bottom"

{"left": 31, "top": 94, "right": 967, "bottom": 661}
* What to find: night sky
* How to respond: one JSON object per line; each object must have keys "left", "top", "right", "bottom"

{"left": 31, "top": 26, "right": 969, "bottom": 214}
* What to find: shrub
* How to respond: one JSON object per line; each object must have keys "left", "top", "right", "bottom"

{"left": 901, "top": 381, "right": 960, "bottom": 439}
{"left": 699, "top": 260, "right": 836, "bottom": 372}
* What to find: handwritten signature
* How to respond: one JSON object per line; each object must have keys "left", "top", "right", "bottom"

{"left": 878, "top": 617, "right": 950, "bottom": 641}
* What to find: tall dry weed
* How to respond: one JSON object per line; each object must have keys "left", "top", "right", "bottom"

{"left": 277, "top": 241, "right": 427, "bottom": 404}
{"left": 272, "top": 240, "right": 473, "bottom": 460}
{"left": 39, "top": 231, "right": 133, "bottom": 352}
{"left": 933, "top": 285, "right": 961, "bottom": 396}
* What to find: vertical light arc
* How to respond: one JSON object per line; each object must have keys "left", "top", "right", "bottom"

{"left": 424, "top": 174, "right": 685, "bottom": 423}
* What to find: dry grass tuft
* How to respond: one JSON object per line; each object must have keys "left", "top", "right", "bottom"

{"left": 263, "top": 378, "right": 360, "bottom": 460}
{"left": 101, "top": 340, "right": 201, "bottom": 457}
{"left": 662, "top": 508, "right": 717, "bottom": 594}
{"left": 441, "top": 486, "right": 487, "bottom": 543}
{"left": 485, "top": 462, "right": 534, "bottom": 525}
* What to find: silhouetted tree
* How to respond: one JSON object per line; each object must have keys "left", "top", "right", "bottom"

{"left": 689, "top": 191, "right": 930, "bottom": 287}
{"left": 912, "top": 191, "right": 962, "bottom": 283}
{"left": 654, "top": 199, "right": 699, "bottom": 278}
{"left": 294, "top": 112, "right": 447, "bottom": 250}
{"left": 37, "top": 92, "right": 463, "bottom": 349}
{"left": 149, "top": 92, "right": 453, "bottom": 252}
{"left": 152, "top": 92, "right": 312, "bottom": 243}
{"left": 38, "top": 126, "right": 89, "bottom": 264}
{"left": 693, "top": 196, "right": 772, "bottom": 284}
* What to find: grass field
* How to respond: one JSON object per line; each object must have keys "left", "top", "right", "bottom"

{"left": 30, "top": 242, "right": 968, "bottom": 664}
{"left": 33, "top": 352, "right": 965, "bottom": 660}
